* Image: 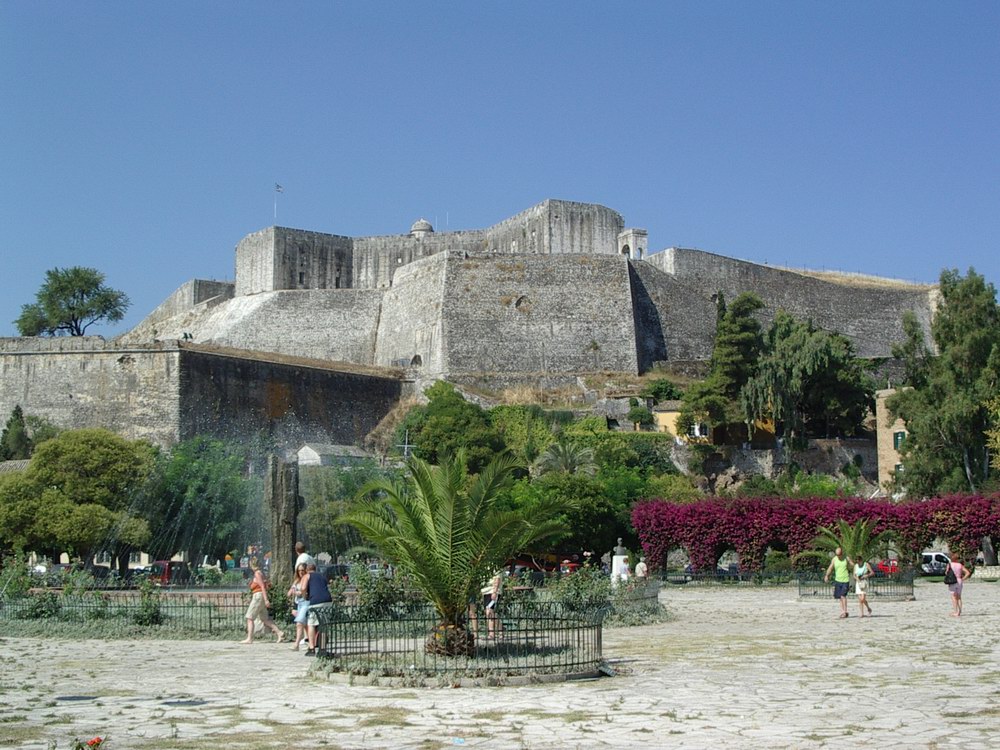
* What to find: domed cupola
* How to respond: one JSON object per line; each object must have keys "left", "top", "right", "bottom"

{"left": 410, "top": 218, "right": 433, "bottom": 238}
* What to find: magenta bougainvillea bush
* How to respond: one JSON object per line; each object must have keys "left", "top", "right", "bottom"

{"left": 631, "top": 494, "right": 1000, "bottom": 571}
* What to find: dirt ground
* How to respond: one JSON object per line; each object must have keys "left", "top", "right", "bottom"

{"left": 1, "top": 580, "right": 997, "bottom": 749}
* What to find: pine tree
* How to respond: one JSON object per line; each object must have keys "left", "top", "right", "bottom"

{"left": 0, "top": 406, "right": 33, "bottom": 460}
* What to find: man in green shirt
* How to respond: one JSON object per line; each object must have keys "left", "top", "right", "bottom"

{"left": 824, "top": 547, "right": 853, "bottom": 618}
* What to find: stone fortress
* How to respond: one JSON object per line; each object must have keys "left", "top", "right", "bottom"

{"left": 0, "top": 199, "right": 938, "bottom": 449}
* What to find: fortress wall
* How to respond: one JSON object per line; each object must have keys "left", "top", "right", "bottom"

{"left": 0, "top": 338, "right": 181, "bottom": 446}
{"left": 178, "top": 350, "right": 402, "bottom": 447}
{"left": 374, "top": 253, "right": 448, "bottom": 373}
{"left": 648, "top": 248, "right": 936, "bottom": 358}
{"left": 235, "top": 228, "right": 276, "bottom": 295}
{"left": 271, "top": 228, "right": 353, "bottom": 291}
{"left": 353, "top": 230, "right": 484, "bottom": 289}
{"left": 440, "top": 254, "right": 639, "bottom": 375}
{"left": 628, "top": 261, "right": 716, "bottom": 369}
{"left": 482, "top": 200, "right": 624, "bottom": 255}
{"left": 136, "top": 279, "right": 235, "bottom": 332}
{"left": 187, "top": 291, "right": 383, "bottom": 364}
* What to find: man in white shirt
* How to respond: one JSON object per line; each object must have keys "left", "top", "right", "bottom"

{"left": 634, "top": 556, "right": 648, "bottom": 579}
{"left": 294, "top": 541, "right": 315, "bottom": 570}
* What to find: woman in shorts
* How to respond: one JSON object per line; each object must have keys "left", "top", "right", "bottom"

{"left": 854, "top": 558, "right": 873, "bottom": 617}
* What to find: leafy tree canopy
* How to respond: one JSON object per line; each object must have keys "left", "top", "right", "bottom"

{"left": 299, "top": 461, "right": 401, "bottom": 558}
{"left": 16, "top": 266, "right": 130, "bottom": 336}
{"left": 400, "top": 382, "right": 506, "bottom": 473}
{"left": 488, "top": 404, "right": 558, "bottom": 466}
{"left": 741, "top": 310, "right": 873, "bottom": 442}
{"left": 640, "top": 378, "right": 683, "bottom": 403}
{"left": 141, "top": 437, "right": 253, "bottom": 566}
{"left": 888, "top": 268, "right": 1000, "bottom": 496}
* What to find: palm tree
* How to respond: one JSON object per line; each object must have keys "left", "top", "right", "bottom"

{"left": 533, "top": 438, "right": 597, "bottom": 477}
{"left": 796, "top": 518, "right": 894, "bottom": 568}
{"left": 341, "top": 451, "right": 569, "bottom": 655}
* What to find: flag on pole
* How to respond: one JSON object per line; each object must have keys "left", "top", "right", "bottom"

{"left": 275, "top": 183, "right": 284, "bottom": 193}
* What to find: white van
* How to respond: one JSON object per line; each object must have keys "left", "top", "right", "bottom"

{"left": 921, "top": 551, "right": 950, "bottom": 575}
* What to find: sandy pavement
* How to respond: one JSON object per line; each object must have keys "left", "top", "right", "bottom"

{"left": 1, "top": 579, "right": 997, "bottom": 749}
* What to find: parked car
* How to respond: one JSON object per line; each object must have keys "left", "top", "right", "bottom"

{"left": 876, "top": 559, "right": 899, "bottom": 576}
{"left": 147, "top": 560, "right": 193, "bottom": 586}
{"left": 921, "top": 551, "right": 950, "bottom": 575}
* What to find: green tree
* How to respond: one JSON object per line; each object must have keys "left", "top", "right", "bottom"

{"left": 0, "top": 429, "right": 155, "bottom": 568}
{"left": 640, "top": 378, "right": 683, "bottom": 403}
{"left": 533, "top": 438, "right": 597, "bottom": 477}
{"left": 0, "top": 406, "right": 33, "bottom": 460}
{"left": 741, "top": 310, "right": 873, "bottom": 443}
{"left": 488, "top": 404, "right": 558, "bottom": 466}
{"left": 888, "top": 269, "right": 1000, "bottom": 495}
{"left": 15, "top": 266, "right": 130, "bottom": 336}
{"left": 142, "top": 437, "right": 253, "bottom": 568}
{"left": 400, "top": 382, "right": 505, "bottom": 473}
{"left": 679, "top": 292, "right": 764, "bottom": 433}
{"left": 299, "top": 461, "right": 400, "bottom": 558}
{"left": 342, "top": 452, "right": 568, "bottom": 654}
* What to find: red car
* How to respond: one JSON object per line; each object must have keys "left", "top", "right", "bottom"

{"left": 876, "top": 559, "right": 899, "bottom": 575}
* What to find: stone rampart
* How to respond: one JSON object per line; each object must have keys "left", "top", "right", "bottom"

{"left": 628, "top": 261, "right": 716, "bottom": 369}
{"left": 0, "top": 338, "right": 404, "bottom": 449}
{"left": 353, "top": 230, "right": 483, "bottom": 290}
{"left": 0, "top": 337, "right": 182, "bottom": 446}
{"left": 178, "top": 349, "right": 403, "bottom": 447}
{"left": 374, "top": 253, "right": 448, "bottom": 373}
{"left": 647, "top": 247, "right": 935, "bottom": 358}
{"left": 440, "top": 253, "right": 639, "bottom": 375}
{"left": 235, "top": 227, "right": 353, "bottom": 295}
{"left": 139, "top": 279, "right": 235, "bottom": 331}
{"left": 122, "top": 290, "right": 384, "bottom": 365}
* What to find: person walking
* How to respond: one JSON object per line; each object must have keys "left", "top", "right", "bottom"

{"left": 824, "top": 547, "right": 853, "bottom": 619}
{"left": 294, "top": 541, "right": 315, "bottom": 569}
{"left": 287, "top": 562, "right": 309, "bottom": 650}
{"left": 854, "top": 558, "right": 874, "bottom": 617}
{"left": 946, "top": 557, "right": 972, "bottom": 617}
{"left": 240, "top": 558, "right": 285, "bottom": 644}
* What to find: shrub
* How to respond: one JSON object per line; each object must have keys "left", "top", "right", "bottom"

{"left": 133, "top": 578, "right": 163, "bottom": 626}
{"left": 26, "top": 591, "right": 61, "bottom": 619}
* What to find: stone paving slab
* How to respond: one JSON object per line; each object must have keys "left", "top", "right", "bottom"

{"left": 0, "top": 579, "right": 997, "bottom": 749}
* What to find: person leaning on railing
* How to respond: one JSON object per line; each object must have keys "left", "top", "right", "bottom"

{"left": 302, "top": 562, "right": 333, "bottom": 656}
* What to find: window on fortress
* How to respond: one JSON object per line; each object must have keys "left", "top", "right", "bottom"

{"left": 893, "top": 431, "right": 906, "bottom": 450}
{"left": 621, "top": 244, "right": 630, "bottom": 256}
{"left": 298, "top": 272, "right": 305, "bottom": 286}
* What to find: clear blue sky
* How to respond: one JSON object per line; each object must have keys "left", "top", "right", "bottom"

{"left": 3, "top": 2, "right": 998, "bottom": 337}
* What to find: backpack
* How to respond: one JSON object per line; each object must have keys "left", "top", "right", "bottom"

{"left": 943, "top": 564, "right": 958, "bottom": 585}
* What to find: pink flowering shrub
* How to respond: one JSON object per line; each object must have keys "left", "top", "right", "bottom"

{"left": 632, "top": 493, "right": 1000, "bottom": 571}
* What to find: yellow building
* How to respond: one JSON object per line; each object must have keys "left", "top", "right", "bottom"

{"left": 875, "top": 388, "right": 908, "bottom": 490}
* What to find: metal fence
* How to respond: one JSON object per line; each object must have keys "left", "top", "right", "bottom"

{"left": 659, "top": 570, "right": 797, "bottom": 586}
{"left": 317, "top": 599, "right": 607, "bottom": 678}
{"left": 797, "top": 572, "right": 916, "bottom": 601}
{"left": 0, "top": 590, "right": 250, "bottom": 634}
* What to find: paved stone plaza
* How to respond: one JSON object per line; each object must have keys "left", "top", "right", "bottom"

{"left": 1, "top": 580, "right": 997, "bottom": 749}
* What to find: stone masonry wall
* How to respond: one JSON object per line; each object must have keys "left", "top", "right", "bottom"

{"left": 647, "top": 247, "right": 936, "bottom": 359}
{"left": 440, "top": 253, "right": 639, "bottom": 375}
{"left": 234, "top": 227, "right": 276, "bottom": 295}
{"left": 0, "top": 337, "right": 182, "bottom": 446}
{"left": 628, "top": 260, "right": 716, "bottom": 369}
{"left": 137, "top": 279, "right": 235, "bottom": 332}
{"left": 178, "top": 349, "right": 403, "bottom": 447}
{"left": 271, "top": 228, "right": 353, "bottom": 291}
{"left": 482, "top": 200, "right": 624, "bottom": 256}
{"left": 374, "top": 253, "right": 448, "bottom": 372}
{"left": 353, "top": 230, "right": 484, "bottom": 290}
